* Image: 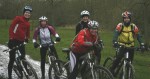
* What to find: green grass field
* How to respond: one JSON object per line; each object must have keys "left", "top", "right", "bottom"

{"left": 0, "top": 20, "right": 150, "bottom": 79}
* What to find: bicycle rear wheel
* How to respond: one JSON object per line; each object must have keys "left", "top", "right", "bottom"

{"left": 48, "top": 60, "right": 68, "bottom": 79}
{"left": 22, "top": 60, "right": 38, "bottom": 79}
{"left": 94, "top": 65, "right": 114, "bottom": 79}
{"left": 119, "top": 62, "right": 135, "bottom": 79}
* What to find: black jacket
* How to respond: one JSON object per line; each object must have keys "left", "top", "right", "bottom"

{"left": 75, "top": 21, "right": 89, "bottom": 35}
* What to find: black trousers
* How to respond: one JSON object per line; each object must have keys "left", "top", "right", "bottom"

{"left": 68, "top": 47, "right": 101, "bottom": 79}
{"left": 94, "top": 47, "right": 102, "bottom": 64}
{"left": 68, "top": 53, "right": 86, "bottom": 79}
{"left": 8, "top": 40, "right": 25, "bottom": 79}
{"left": 40, "top": 45, "right": 58, "bottom": 77}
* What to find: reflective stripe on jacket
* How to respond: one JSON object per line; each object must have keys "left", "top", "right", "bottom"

{"left": 9, "top": 16, "right": 30, "bottom": 41}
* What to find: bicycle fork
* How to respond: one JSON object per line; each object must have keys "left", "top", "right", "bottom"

{"left": 90, "top": 62, "right": 96, "bottom": 79}
{"left": 122, "top": 59, "right": 127, "bottom": 79}
{"left": 20, "top": 60, "right": 30, "bottom": 79}
{"left": 122, "top": 52, "right": 131, "bottom": 79}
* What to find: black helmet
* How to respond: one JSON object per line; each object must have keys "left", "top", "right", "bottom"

{"left": 23, "top": 6, "right": 32, "bottom": 13}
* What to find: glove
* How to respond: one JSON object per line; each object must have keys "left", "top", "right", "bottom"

{"left": 113, "top": 41, "right": 118, "bottom": 48}
{"left": 8, "top": 40, "right": 14, "bottom": 49}
{"left": 25, "top": 39, "right": 29, "bottom": 43}
{"left": 55, "top": 37, "right": 61, "bottom": 42}
{"left": 33, "top": 42, "right": 40, "bottom": 48}
{"left": 99, "top": 40, "right": 104, "bottom": 48}
{"left": 140, "top": 43, "right": 145, "bottom": 52}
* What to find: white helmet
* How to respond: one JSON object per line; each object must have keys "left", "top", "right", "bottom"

{"left": 80, "top": 10, "right": 90, "bottom": 17}
{"left": 88, "top": 20, "right": 99, "bottom": 29}
{"left": 39, "top": 16, "right": 48, "bottom": 21}
{"left": 122, "top": 11, "right": 131, "bottom": 18}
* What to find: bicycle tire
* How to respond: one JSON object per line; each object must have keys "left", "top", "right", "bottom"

{"left": 119, "top": 62, "right": 135, "bottom": 79}
{"left": 81, "top": 63, "right": 93, "bottom": 79}
{"left": 48, "top": 59, "right": 68, "bottom": 79}
{"left": 22, "top": 60, "right": 38, "bottom": 79}
{"left": 103, "top": 57, "right": 114, "bottom": 68}
{"left": 13, "top": 65, "right": 23, "bottom": 79}
{"left": 94, "top": 65, "right": 114, "bottom": 79}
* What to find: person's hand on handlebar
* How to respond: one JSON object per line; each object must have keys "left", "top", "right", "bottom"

{"left": 33, "top": 42, "right": 40, "bottom": 48}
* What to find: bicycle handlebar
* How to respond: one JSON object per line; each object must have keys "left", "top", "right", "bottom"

{"left": 38, "top": 41, "right": 59, "bottom": 48}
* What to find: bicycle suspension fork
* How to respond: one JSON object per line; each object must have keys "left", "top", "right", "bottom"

{"left": 88, "top": 53, "right": 96, "bottom": 79}
{"left": 17, "top": 51, "right": 29, "bottom": 78}
{"left": 122, "top": 52, "right": 131, "bottom": 79}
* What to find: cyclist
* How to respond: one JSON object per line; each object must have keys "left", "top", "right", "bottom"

{"left": 110, "top": 11, "right": 145, "bottom": 76}
{"left": 32, "top": 16, "right": 61, "bottom": 79}
{"left": 7, "top": 6, "right": 32, "bottom": 79}
{"left": 76, "top": 10, "right": 91, "bottom": 35}
{"left": 68, "top": 20, "right": 101, "bottom": 79}
{"left": 76, "top": 10, "right": 103, "bottom": 64}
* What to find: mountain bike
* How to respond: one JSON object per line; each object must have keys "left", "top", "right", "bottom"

{"left": 37, "top": 42, "right": 67, "bottom": 79}
{"left": 3, "top": 42, "right": 38, "bottom": 79}
{"left": 62, "top": 47, "right": 114, "bottom": 79}
{"left": 48, "top": 42, "right": 67, "bottom": 79}
{"left": 103, "top": 45, "right": 136, "bottom": 79}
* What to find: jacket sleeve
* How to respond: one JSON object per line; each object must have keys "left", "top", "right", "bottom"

{"left": 134, "top": 25, "right": 143, "bottom": 43}
{"left": 48, "top": 26, "right": 60, "bottom": 38}
{"left": 9, "top": 16, "right": 19, "bottom": 39}
{"left": 112, "top": 24, "right": 121, "bottom": 43}
{"left": 33, "top": 27, "right": 39, "bottom": 43}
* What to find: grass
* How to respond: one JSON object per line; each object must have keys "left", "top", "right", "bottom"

{"left": 0, "top": 20, "right": 150, "bottom": 79}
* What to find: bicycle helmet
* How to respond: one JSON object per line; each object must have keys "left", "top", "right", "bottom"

{"left": 23, "top": 5, "right": 32, "bottom": 13}
{"left": 88, "top": 20, "right": 99, "bottom": 29}
{"left": 39, "top": 16, "right": 48, "bottom": 21}
{"left": 80, "top": 10, "right": 90, "bottom": 18}
{"left": 122, "top": 11, "right": 131, "bottom": 18}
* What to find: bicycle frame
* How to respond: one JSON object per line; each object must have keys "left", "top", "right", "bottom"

{"left": 39, "top": 42, "right": 58, "bottom": 65}
{"left": 15, "top": 49, "right": 29, "bottom": 78}
{"left": 115, "top": 46, "right": 134, "bottom": 79}
{"left": 47, "top": 47, "right": 56, "bottom": 65}
{"left": 79, "top": 50, "right": 96, "bottom": 79}
{"left": 122, "top": 51, "right": 133, "bottom": 79}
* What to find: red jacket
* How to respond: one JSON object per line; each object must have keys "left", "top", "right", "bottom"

{"left": 71, "top": 28, "right": 98, "bottom": 53}
{"left": 9, "top": 16, "right": 30, "bottom": 41}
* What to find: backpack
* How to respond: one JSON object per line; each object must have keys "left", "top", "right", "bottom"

{"left": 118, "top": 23, "right": 135, "bottom": 35}
{"left": 117, "top": 23, "right": 138, "bottom": 44}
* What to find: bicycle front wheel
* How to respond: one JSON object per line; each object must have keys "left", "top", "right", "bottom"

{"left": 103, "top": 57, "right": 114, "bottom": 68}
{"left": 94, "top": 65, "right": 114, "bottom": 79}
{"left": 13, "top": 64, "right": 23, "bottom": 79}
{"left": 119, "top": 62, "right": 135, "bottom": 79}
{"left": 22, "top": 60, "right": 38, "bottom": 79}
{"left": 48, "top": 60, "right": 68, "bottom": 79}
